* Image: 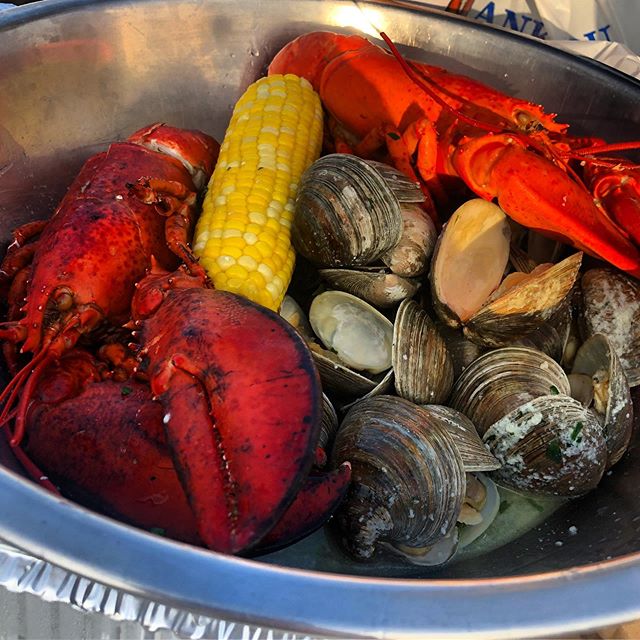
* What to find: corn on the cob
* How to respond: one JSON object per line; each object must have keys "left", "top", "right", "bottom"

{"left": 194, "top": 74, "right": 323, "bottom": 311}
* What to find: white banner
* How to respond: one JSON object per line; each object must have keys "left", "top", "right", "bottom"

{"left": 423, "top": 0, "right": 640, "bottom": 78}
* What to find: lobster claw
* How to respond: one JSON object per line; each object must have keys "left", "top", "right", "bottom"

{"left": 586, "top": 165, "right": 640, "bottom": 247}
{"left": 452, "top": 134, "right": 640, "bottom": 278}
{"left": 134, "top": 275, "right": 324, "bottom": 554}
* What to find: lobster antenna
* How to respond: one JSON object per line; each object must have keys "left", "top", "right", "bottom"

{"left": 11, "top": 351, "right": 57, "bottom": 446}
{"left": 0, "top": 348, "right": 49, "bottom": 426}
{"left": 572, "top": 141, "right": 640, "bottom": 156}
{"left": 0, "top": 428, "right": 59, "bottom": 493}
{"left": 379, "top": 32, "right": 503, "bottom": 134}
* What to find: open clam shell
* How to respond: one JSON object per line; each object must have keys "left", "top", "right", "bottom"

{"left": 392, "top": 299, "right": 454, "bottom": 405}
{"left": 580, "top": 267, "right": 640, "bottom": 387}
{"left": 449, "top": 346, "right": 571, "bottom": 436}
{"left": 464, "top": 252, "right": 582, "bottom": 349}
{"left": 430, "top": 199, "right": 511, "bottom": 329}
{"left": 309, "top": 290, "right": 394, "bottom": 375}
{"left": 483, "top": 394, "right": 607, "bottom": 497}
{"left": 570, "top": 333, "right": 634, "bottom": 469}
{"left": 458, "top": 473, "right": 501, "bottom": 549}
{"left": 421, "top": 405, "right": 501, "bottom": 472}
{"left": 331, "top": 395, "right": 466, "bottom": 561}
{"left": 292, "top": 154, "right": 407, "bottom": 268}
{"left": 318, "top": 267, "right": 420, "bottom": 309}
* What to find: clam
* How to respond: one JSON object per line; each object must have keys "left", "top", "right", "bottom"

{"left": 292, "top": 154, "right": 421, "bottom": 268}
{"left": 318, "top": 267, "right": 420, "bottom": 308}
{"left": 392, "top": 299, "right": 454, "bottom": 405}
{"left": 309, "top": 345, "right": 394, "bottom": 403}
{"left": 449, "top": 346, "right": 571, "bottom": 436}
{"left": 279, "top": 294, "right": 314, "bottom": 340}
{"left": 463, "top": 253, "right": 582, "bottom": 349}
{"left": 381, "top": 203, "right": 437, "bottom": 277}
{"left": 308, "top": 290, "right": 393, "bottom": 375}
{"left": 580, "top": 267, "right": 640, "bottom": 386}
{"left": 483, "top": 394, "right": 607, "bottom": 496}
{"left": 430, "top": 198, "right": 511, "bottom": 329}
{"left": 457, "top": 473, "right": 501, "bottom": 549}
{"left": 319, "top": 392, "right": 340, "bottom": 454}
{"left": 331, "top": 395, "right": 466, "bottom": 561}
{"left": 508, "top": 301, "right": 573, "bottom": 363}
{"left": 570, "top": 333, "right": 634, "bottom": 468}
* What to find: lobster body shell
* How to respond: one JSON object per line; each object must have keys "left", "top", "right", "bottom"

{"left": 7, "top": 123, "right": 219, "bottom": 355}
{"left": 26, "top": 145, "right": 188, "bottom": 328}
{"left": 269, "top": 31, "right": 640, "bottom": 278}
{"left": 0, "top": 123, "right": 219, "bottom": 445}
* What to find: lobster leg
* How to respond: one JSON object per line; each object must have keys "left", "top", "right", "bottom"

{"left": 129, "top": 177, "right": 208, "bottom": 279}
{"left": 135, "top": 280, "right": 323, "bottom": 553}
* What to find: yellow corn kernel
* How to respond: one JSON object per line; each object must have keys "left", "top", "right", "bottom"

{"left": 194, "top": 74, "right": 323, "bottom": 311}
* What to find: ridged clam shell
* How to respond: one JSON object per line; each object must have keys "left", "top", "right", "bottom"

{"left": 331, "top": 395, "right": 465, "bottom": 560}
{"left": 392, "top": 299, "right": 454, "bottom": 405}
{"left": 292, "top": 154, "right": 404, "bottom": 268}
{"left": 483, "top": 394, "right": 607, "bottom": 496}
{"left": 319, "top": 393, "right": 339, "bottom": 453}
{"left": 571, "top": 333, "right": 634, "bottom": 468}
{"left": 318, "top": 267, "right": 420, "bottom": 309}
{"left": 381, "top": 203, "right": 437, "bottom": 278}
{"left": 449, "top": 346, "right": 571, "bottom": 436}
{"left": 580, "top": 268, "right": 640, "bottom": 387}
{"left": 421, "top": 405, "right": 501, "bottom": 472}
{"left": 509, "top": 301, "right": 573, "bottom": 363}
{"left": 463, "top": 252, "right": 582, "bottom": 348}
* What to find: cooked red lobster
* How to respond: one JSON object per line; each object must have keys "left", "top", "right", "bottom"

{"left": 269, "top": 31, "right": 640, "bottom": 278}
{"left": 0, "top": 123, "right": 349, "bottom": 554}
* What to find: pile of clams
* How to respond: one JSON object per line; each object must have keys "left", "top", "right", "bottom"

{"left": 279, "top": 153, "right": 637, "bottom": 565}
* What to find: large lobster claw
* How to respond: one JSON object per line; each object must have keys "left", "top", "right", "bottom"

{"left": 23, "top": 347, "right": 348, "bottom": 552}
{"left": 452, "top": 134, "right": 640, "bottom": 278}
{"left": 133, "top": 270, "right": 324, "bottom": 553}
{"left": 586, "top": 164, "right": 640, "bottom": 247}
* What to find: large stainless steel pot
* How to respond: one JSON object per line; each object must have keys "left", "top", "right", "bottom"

{"left": 1, "top": 0, "right": 640, "bottom": 637}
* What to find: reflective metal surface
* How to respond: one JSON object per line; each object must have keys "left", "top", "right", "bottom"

{"left": 1, "top": 0, "right": 640, "bottom": 637}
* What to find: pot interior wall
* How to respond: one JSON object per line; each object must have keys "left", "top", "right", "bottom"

{"left": 1, "top": 0, "right": 639, "bottom": 580}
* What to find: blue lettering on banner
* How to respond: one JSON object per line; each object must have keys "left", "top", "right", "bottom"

{"left": 473, "top": 3, "right": 548, "bottom": 39}
{"left": 584, "top": 24, "right": 612, "bottom": 41}
{"left": 475, "top": 1, "right": 495, "bottom": 23}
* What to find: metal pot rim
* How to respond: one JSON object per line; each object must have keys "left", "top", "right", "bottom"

{"left": 1, "top": 0, "right": 640, "bottom": 636}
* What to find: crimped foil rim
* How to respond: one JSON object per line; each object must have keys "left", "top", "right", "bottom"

{"left": 0, "top": 540, "right": 320, "bottom": 639}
